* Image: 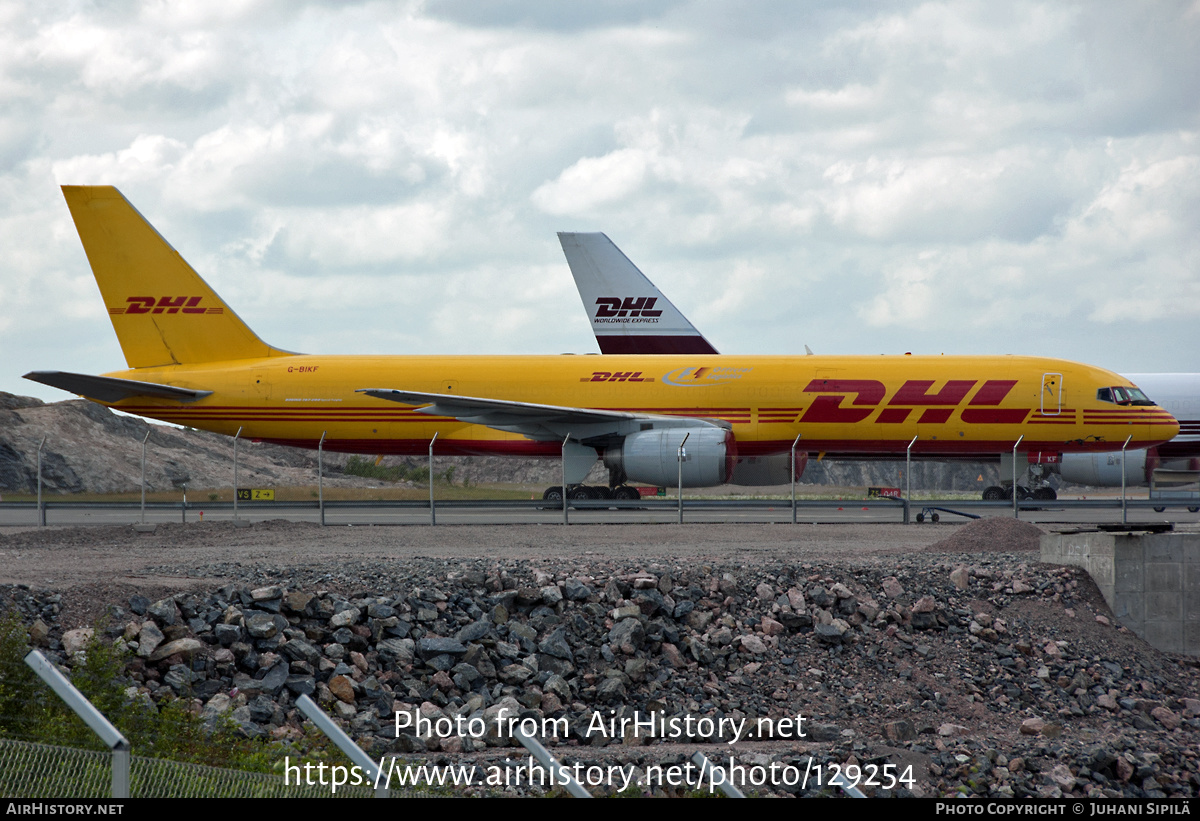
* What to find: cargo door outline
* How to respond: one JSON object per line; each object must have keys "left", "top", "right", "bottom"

{"left": 1041, "top": 373, "right": 1063, "bottom": 416}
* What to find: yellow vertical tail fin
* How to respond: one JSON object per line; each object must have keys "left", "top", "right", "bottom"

{"left": 62, "top": 185, "right": 292, "bottom": 368}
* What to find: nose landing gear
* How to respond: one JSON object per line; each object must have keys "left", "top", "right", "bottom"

{"left": 981, "top": 464, "right": 1057, "bottom": 502}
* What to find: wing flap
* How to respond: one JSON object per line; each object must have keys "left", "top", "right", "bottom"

{"left": 358, "top": 388, "right": 726, "bottom": 440}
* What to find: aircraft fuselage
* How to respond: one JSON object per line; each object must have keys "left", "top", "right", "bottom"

{"left": 103, "top": 353, "right": 1178, "bottom": 458}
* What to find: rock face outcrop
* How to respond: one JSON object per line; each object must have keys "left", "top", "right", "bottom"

{"left": 0, "top": 392, "right": 320, "bottom": 493}
{"left": 0, "top": 392, "right": 567, "bottom": 494}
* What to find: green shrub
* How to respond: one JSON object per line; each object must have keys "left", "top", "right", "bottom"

{"left": 344, "top": 455, "right": 431, "bottom": 483}
{"left": 0, "top": 610, "right": 330, "bottom": 773}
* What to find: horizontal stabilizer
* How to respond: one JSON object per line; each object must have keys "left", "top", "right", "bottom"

{"left": 23, "top": 371, "right": 212, "bottom": 404}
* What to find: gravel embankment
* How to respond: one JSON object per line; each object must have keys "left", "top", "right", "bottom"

{"left": 1, "top": 518, "right": 1197, "bottom": 798}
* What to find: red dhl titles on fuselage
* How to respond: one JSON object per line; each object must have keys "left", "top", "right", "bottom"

{"left": 103, "top": 354, "right": 1179, "bottom": 459}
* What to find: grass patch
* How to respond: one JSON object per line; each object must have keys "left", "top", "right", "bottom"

{"left": 343, "top": 455, "right": 431, "bottom": 484}
{"left": 0, "top": 485, "right": 536, "bottom": 503}
{"left": 0, "top": 611, "right": 345, "bottom": 775}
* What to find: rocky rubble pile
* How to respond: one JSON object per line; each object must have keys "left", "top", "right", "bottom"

{"left": 5, "top": 549, "right": 1199, "bottom": 798}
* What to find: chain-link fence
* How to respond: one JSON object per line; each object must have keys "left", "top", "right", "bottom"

{"left": 0, "top": 738, "right": 388, "bottom": 798}
{"left": 0, "top": 738, "right": 110, "bottom": 798}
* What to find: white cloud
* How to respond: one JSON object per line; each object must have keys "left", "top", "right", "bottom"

{"left": 3, "top": 0, "right": 1200, "bottom": 402}
{"left": 51, "top": 134, "right": 188, "bottom": 186}
{"left": 819, "top": 150, "right": 1060, "bottom": 241}
{"left": 531, "top": 148, "right": 648, "bottom": 214}
{"left": 274, "top": 200, "right": 453, "bottom": 267}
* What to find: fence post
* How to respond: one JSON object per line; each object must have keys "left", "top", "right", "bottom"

{"left": 561, "top": 434, "right": 570, "bottom": 526}
{"left": 318, "top": 431, "right": 326, "bottom": 527}
{"left": 233, "top": 426, "right": 243, "bottom": 524}
{"left": 827, "top": 764, "right": 867, "bottom": 798}
{"left": 513, "top": 727, "right": 591, "bottom": 797}
{"left": 690, "top": 751, "right": 744, "bottom": 798}
{"left": 140, "top": 431, "right": 150, "bottom": 524}
{"left": 1121, "top": 434, "right": 1132, "bottom": 525}
{"left": 904, "top": 435, "right": 917, "bottom": 525}
{"left": 295, "top": 694, "right": 388, "bottom": 797}
{"left": 1012, "top": 435, "right": 1024, "bottom": 518}
{"left": 790, "top": 434, "right": 801, "bottom": 525}
{"left": 429, "top": 432, "right": 438, "bottom": 526}
{"left": 677, "top": 432, "right": 690, "bottom": 524}
{"left": 24, "top": 650, "right": 130, "bottom": 798}
{"left": 36, "top": 436, "right": 46, "bottom": 527}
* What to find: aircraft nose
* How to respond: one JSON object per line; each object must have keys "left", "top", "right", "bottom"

{"left": 1144, "top": 408, "right": 1180, "bottom": 446}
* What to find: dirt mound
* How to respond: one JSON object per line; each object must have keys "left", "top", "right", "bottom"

{"left": 924, "top": 515, "right": 1045, "bottom": 553}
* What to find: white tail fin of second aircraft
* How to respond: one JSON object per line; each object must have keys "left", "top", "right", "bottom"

{"left": 557, "top": 232, "right": 719, "bottom": 355}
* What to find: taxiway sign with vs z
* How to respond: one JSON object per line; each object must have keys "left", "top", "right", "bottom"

{"left": 24, "top": 187, "right": 1179, "bottom": 499}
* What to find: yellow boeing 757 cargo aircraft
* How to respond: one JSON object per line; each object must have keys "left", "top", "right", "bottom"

{"left": 24, "top": 186, "right": 1178, "bottom": 500}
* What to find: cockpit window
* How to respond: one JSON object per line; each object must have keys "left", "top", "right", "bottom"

{"left": 1097, "top": 386, "right": 1156, "bottom": 406}
{"left": 1125, "top": 387, "right": 1155, "bottom": 406}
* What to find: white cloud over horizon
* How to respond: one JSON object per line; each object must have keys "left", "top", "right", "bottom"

{"left": 1, "top": 0, "right": 1197, "bottom": 405}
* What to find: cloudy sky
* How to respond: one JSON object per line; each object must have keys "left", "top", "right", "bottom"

{"left": 3, "top": 0, "right": 1198, "bottom": 402}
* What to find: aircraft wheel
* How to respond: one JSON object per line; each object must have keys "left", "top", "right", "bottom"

{"left": 1154, "top": 507, "right": 1166, "bottom": 513}
{"left": 916, "top": 513, "right": 925, "bottom": 523}
{"left": 613, "top": 486, "right": 640, "bottom": 501}
{"left": 982, "top": 486, "right": 1007, "bottom": 502}
{"left": 931, "top": 513, "right": 940, "bottom": 523}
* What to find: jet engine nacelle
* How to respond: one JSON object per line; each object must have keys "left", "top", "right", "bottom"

{"left": 730, "top": 452, "right": 806, "bottom": 486}
{"left": 604, "top": 427, "right": 735, "bottom": 487}
{"left": 1058, "top": 449, "right": 1151, "bottom": 487}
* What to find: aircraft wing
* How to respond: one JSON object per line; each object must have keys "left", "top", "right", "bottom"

{"left": 24, "top": 370, "right": 212, "bottom": 403}
{"left": 358, "top": 388, "right": 727, "bottom": 442}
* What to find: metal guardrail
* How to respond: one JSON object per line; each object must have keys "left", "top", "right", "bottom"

{"left": 0, "top": 497, "right": 1196, "bottom": 510}
{"left": 0, "top": 497, "right": 902, "bottom": 510}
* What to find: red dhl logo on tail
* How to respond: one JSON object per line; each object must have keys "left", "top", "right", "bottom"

{"left": 110, "top": 297, "right": 224, "bottom": 315}
{"left": 594, "top": 297, "right": 662, "bottom": 318}
{"left": 801, "top": 379, "right": 1029, "bottom": 425}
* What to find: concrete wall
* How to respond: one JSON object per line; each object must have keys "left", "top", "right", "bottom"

{"left": 1040, "top": 531, "right": 1200, "bottom": 656}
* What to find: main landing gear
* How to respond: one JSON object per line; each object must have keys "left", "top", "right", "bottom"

{"left": 541, "top": 461, "right": 642, "bottom": 507}
{"left": 541, "top": 485, "right": 641, "bottom": 503}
